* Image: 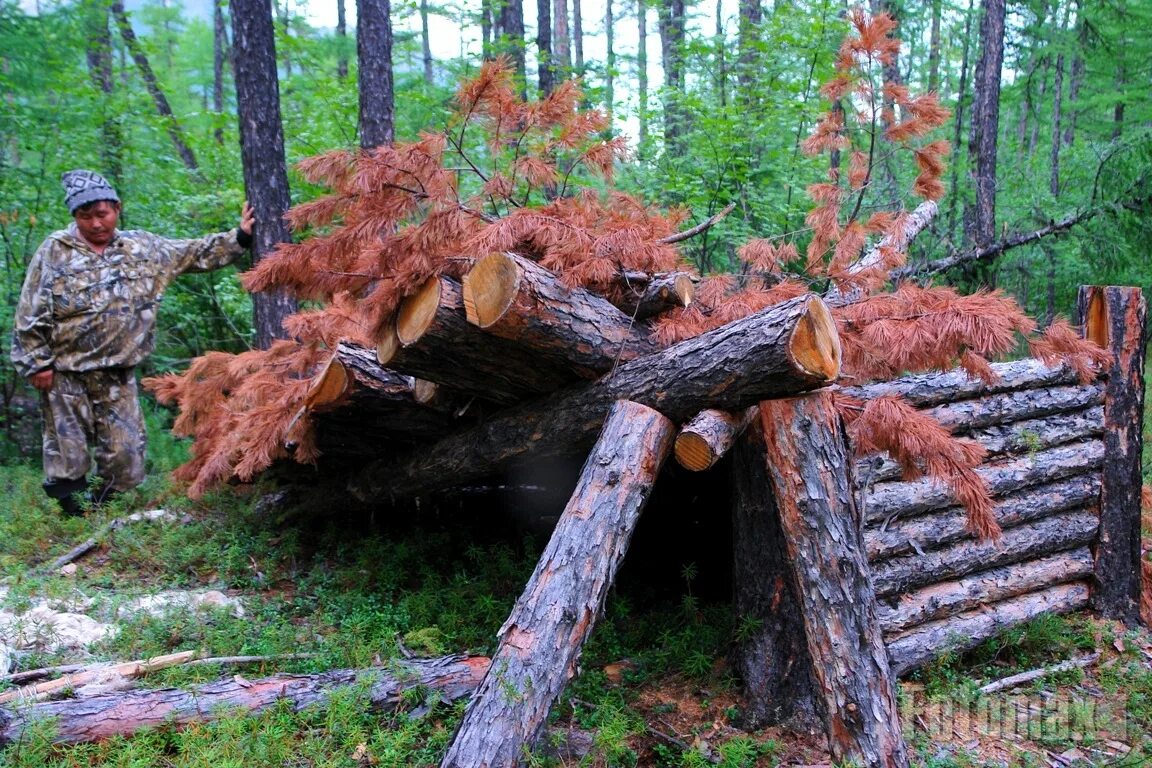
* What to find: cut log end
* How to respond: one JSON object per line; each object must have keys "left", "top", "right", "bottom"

{"left": 396, "top": 276, "right": 444, "bottom": 345}
{"left": 376, "top": 323, "right": 400, "bottom": 366}
{"left": 463, "top": 251, "right": 520, "bottom": 328}
{"left": 671, "top": 274, "right": 694, "bottom": 307}
{"left": 788, "top": 296, "right": 841, "bottom": 381}
{"left": 673, "top": 432, "right": 714, "bottom": 472}
{"left": 304, "top": 357, "right": 349, "bottom": 410}
{"left": 412, "top": 379, "right": 439, "bottom": 405}
{"left": 1083, "top": 287, "right": 1108, "bottom": 349}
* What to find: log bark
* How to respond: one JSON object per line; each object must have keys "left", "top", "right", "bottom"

{"left": 1076, "top": 285, "right": 1147, "bottom": 625}
{"left": 841, "top": 358, "right": 1083, "bottom": 408}
{"left": 0, "top": 655, "right": 490, "bottom": 746}
{"left": 462, "top": 252, "right": 659, "bottom": 378}
{"left": 729, "top": 428, "right": 822, "bottom": 731}
{"left": 674, "top": 407, "right": 756, "bottom": 472}
{"left": 378, "top": 276, "right": 577, "bottom": 404}
{"left": 864, "top": 440, "right": 1104, "bottom": 523}
{"left": 440, "top": 400, "right": 674, "bottom": 768}
{"left": 885, "top": 583, "right": 1090, "bottom": 675}
{"left": 922, "top": 383, "right": 1103, "bottom": 432}
{"left": 759, "top": 391, "right": 909, "bottom": 768}
{"left": 350, "top": 293, "right": 840, "bottom": 501}
{"left": 877, "top": 547, "right": 1094, "bottom": 634}
{"left": 858, "top": 407, "right": 1103, "bottom": 487}
{"left": 865, "top": 473, "right": 1101, "bottom": 561}
{"left": 612, "top": 271, "right": 695, "bottom": 319}
{"left": 870, "top": 509, "right": 1099, "bottom": 598}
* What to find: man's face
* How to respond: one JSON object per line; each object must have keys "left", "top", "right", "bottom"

{"left": 74, "top": 200, "right": 120, "bottom": 249}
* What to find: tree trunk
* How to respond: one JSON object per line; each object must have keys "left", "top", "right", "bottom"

{"left": 536, "top": 0, "right": 554, "bottom": 95}
{"left": 496, "top": 0, "right": 527, "bottom": 89}
{"left": 864, "top": 440, "right": 1103, "bottom": 523}
{"left": 553, "top": 0, "right": 571, "bottom": 72}
{"left": 376, "top": 276, "right": 579, "bottom": 404}
{"left": 1063, "top": 1, "right": 1085, "bottom": 146}
{"left": 357, "top": 0, "right": 394, "bottom": 149}
{"left": 878, "top": 548, "right": 1094, "bottom": 634}
{"left": 927, "top": 0, "right": 942, "bottom": 93}
{"left": 737, "top": 0, "right": 761, "bottom": 104}
{"left": 337, "top": 0, "right": 348, "bottom": 79}
{"left": 865, "top": 473, "right": 1100, "bottom": 561}
{"left": 963, "top": 0, "right": 1005, "bottom": 250}
{"left": 674, "top": 407, "right": 755, "bottom": 472}
{"left": 1076, "top": 286, "right": 1147, "bottom": 625}
{"left": 760, "top": 391, "right": 909, "bottom": 768}
{"left": 213, "top": 0, "right": 228, "bottom": 145}
{"left": 637, "top": 0, "right": 648, "bottom": 149}
{"left": 730, "top": 428, "right": 822, "bottom": 731}
{"left": 870, "top": 509, "right": 1099, "bottom": 598}
{"left": 604, "top": 0, "right": 614, "bottom": 117}
{"left": 440, "top": 400, "right": 674, "bottom": 767}
{"left": 946, "top": 2, "right": 973, "bottom": 238}
{"left": 886, "top": 583, "right": 1090, "bottom": 675}
{"left": 656, "top": 0, "right": 687, "bottom": 146}
{"left": 1049, "top": 10, "right": 1066, "bottom": 198}
{"left": 0, "top": 656, "right": 490, "bottom": 746}
{"left": 111, "top": 1, "right": 199, "bottom": 173}
{"left": 420, "top": 0, "right": 434, "bottom": 85}
{"left": 350, "top": 293, "right": 840, "bottom": 500}
{"left": 231, "top": 0, "right": 298, "bottom": 349}
{"left": 462, "top": 252, "right": 660, "bottom": 378}
{"left": 86, "top": 0, "right": 121, "bottom": 180}
{"left": 572, "top": 0, "right": 583, "bottom": 75}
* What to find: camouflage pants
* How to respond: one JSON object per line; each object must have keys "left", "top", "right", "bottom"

{"left": 40, "top": 368, "right": 146, "bottom": 494}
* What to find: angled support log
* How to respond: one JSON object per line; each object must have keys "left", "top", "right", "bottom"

{"left": 759, "top": 391, "right": 909, "bottom": 768}
{"left": 463, "top": 252, "right": 659, "bottom": 378}
{"left": 378, "top": 276, "right": 578, "bottom": 404}
{"left": 729, "top": 428, "right": 822, "bottom": 731}
{"left": 1075, "top": 285, "right": 1147, "bottom": 625}
{"left": 440, "top": 400, "right": 674, "bottom": 768}
{"left": 0, "top": 655, "right": 490, "bottom": 746}
{"left": 350, "top": 293, "right": 840, "bottom": 501}
{"left": 675, "top": 407, "right": 757, "bottom": 472}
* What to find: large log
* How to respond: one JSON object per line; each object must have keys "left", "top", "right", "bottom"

{"left": 612, "top": 271, "right": 695, "bottom": 319}
{"left": 869, "top": 509, "right": 1099, "bottom": 598}
{"left": 462, "top": 252, "right": 660, "bottom": 378}
{"left": 675, "top": 407, "right": 756, "bottom": 472}
{"left": 922, "top": 383, "right": 1103, "bottom": 432}
{"left": 729, "top": 429, "right": 822, "bottom": 731}
{"left": 877, "top": 548, "right": 1094, "bottom": 634}
{"left": 350, "top": 293, "right": 841, "bottom": 501}
{"left": 0, "top": 655, "right": 490, "bottom": 746}
{"left": 841, "top": 358, "right": 1083, "bottom": 408}
{"left": 864, "top": 440, "right": 1104, "bottom": 523}
{"left": 1076, "top": 285, "right": 1147, "bottom": 625}
{"left": 885, "top": 583, "right": 1091, "bottom": 675}
{"left": 377, "top": 277, "right": 578, "bottom": 404}
{"left": 865, "top": 473, "right": 1101, "bottom": 561}
{"left": 440, "top": 400, "right": 674, "bottom": 768}
{"left": 759, "top": 391, "right": 909, "bottom": 768}
{"left": 858, "top": 407, "right": 1103, "bottom": 487}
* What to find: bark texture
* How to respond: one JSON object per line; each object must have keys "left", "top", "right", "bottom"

{"left": 611, "top": 272, "right": 695, "bottom": 319}
{"left": 965, "top": 0, "right": 1006, "bottom": 248}
{"left": 841, "top": 358, "right": 1083, "bottom": 407}
{"left": 440, "top": 401, "right": 674, "bottom": 767}
{"left": 357, "top": 0, "right": 394, "bottom": 148}
{"left": 760, "top": 391, "right": 909, "bottom": 768}
{"left": 1076, "top": 286, "right": 1147, "bottom": 624}
{"left": 351, "top": 294, "right": 839, "bottom": 500}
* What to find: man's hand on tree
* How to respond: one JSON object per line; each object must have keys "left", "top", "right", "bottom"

{"left": 240, "top": 201, "right": 255, "bottom": 236}
{"left": 30, "top": 369, "right": 54, "bottom": 391}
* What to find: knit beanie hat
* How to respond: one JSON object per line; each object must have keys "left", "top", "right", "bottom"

{"left": 61, "top": 170, "right": 120, "bottom": 214}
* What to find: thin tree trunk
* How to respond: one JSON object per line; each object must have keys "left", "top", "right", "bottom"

{"left": 231, "top": 0, "right": 298, "bottom": 348}
{"left": 480, "top": 0, "right": 492, "bottom": 59}
{"left": 1050, "top": 7, "right": 1066, "bottom": 198}
{"left": 964, "top": 0, "right": 1006, "bottom": 249}
{"left": 86, "top": 0, "right": 121, "bottom": 180}
{"left": 213, "top": 0, "right": 227, "bottom": 145}
{"left": 1063, "top": 0, "right": 1084, "bottom": 146}
{"left": 927, "top": 0, "right": 942, "bottom": 93}
{"left": 656, "top": 0, "right": 686, "bottom": 146}
{"left": 497, "top": 0, "right": 526, "bottom": 92}
{"left": 946, "top": 1, "right": 972, "bottom": 238}
{"left": 357, "top": 0, "right": 394, "bottom": 149}
{"left": 537, "top": 0, "right": 554, "bottom": 95}
{"left": 637, "top": 0, "right": 648, "bottom": 149}
{"left": 278, "top": 0, "right": 291, "bottom": 78}
{"left": 714, "top": 0, "right": 726, "bottom": 107}
{"left": 737, "top": 0, "right": 761, "bottom": 103}
{"left": 420, "top": 0, "right": 434, "bottom": 85}
{"left": 111, "top": 0, "right": 199, "bottom": 173}
{"left": 572, "top": 0, "right": 583, "bottom": 74}
{"left": 1112, "top": 62, "right": 1126, "bottom": 140}
{"left": 604, "top": 0, "right": 614, "bottom": 117}
{"left": 553, "top": 0, "right": 571, "bottom": 72}
{"left": 337, "top": 0, "right": 348, "bottom": 78}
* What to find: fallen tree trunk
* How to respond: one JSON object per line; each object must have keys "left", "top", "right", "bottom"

{"left": 0, "top": 655, "right": 490, "bottom": 746}
{"left": 760, "top": 392, "right": 909, "bottom": 768}
{"left": 674, "top": 407, "right": 756, "bottom": 472}
{"left": 864, "top": 440, "right": 1104, "bottom": 523}
{"left": 885, "top": 583, "right": 1091, "bottom": 675}
{"left": 462, "top": 252, "right": 659, "bottom": 378}
{"left": 377, "top": 277, "right": 578, "bottom": 404}
{"left": 865, "top": 473, "right": 1101, "bottom": 561}
{"left": 922, "top": 383, "right": 1103, "bottom": 432}
{"left": 612, "top": 271, "right": 695, "bottom": 319}
{"left": 877, "top": 547, "right": 1095, "bottom": 634}
{"left": 841, "top": 359, "right": 1084, "bottom": 408}
{"left": 869, "top": 509, "right": 1099, "bottom": 598}
{"left": 729, "top": 428, "right": 822, "bottom": 731}
{"left": 858, "top": 407, "right": 1103, "bottom": 486}
{"left": 441, "top": 401, "right": 674, "bottom": 768}
{"left": 350, "top": 293, "right": 840, "bottom": 501}
{"left": 824, "top": 200, "right": 938, "bottom": 307}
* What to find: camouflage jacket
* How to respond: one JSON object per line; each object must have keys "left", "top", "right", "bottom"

{"left": 11, "top": 223, "right": 247, "bottom": 377}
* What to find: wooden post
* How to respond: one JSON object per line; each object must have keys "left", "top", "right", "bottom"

{"left": 760, "top": 390, "right": 910, "bottom": 768}
{"left": 1075, "top": 285, "right": 1147, "bottom": 625}
{"left": 729, "top": 429, "right": 822, "bottom": 732}
{"left": 441, "top": 400, "right": 675, "bottom": 767}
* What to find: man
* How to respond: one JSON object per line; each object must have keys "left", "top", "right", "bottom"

{"left": 11, "top": 170, "right": 255, "bottom": 515}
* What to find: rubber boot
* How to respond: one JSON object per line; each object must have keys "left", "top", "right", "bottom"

{"left": 44, "top": 477, "right": 89, "bottom": 518}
